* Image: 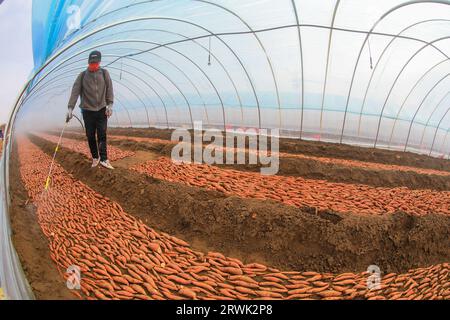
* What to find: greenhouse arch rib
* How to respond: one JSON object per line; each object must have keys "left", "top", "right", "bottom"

{"left": 22, "top": 65, "right": 151, "bottom": 129}
{"left": 339, "top": 0, "right": 450, "bottom": 144}
{"left": 428, "top": 96, "right": 450, "bottom": 156}
{"left": 419, "top": 91, "right": 450, "bottom": 147}
{"left": 27, "top": 61, "right": 171, "bottom": 129}
{"left": 439, "top": 128, "right": 450, "bottom": 158}
{"left": 93, "top": 27, "right": 245, "bottom": 125}
{"left": 31, "top": 62, "right": 156, "bottom": 127}
{"left": 387, "top": 58, "right": 450, "bottom": 148}
{"left": 63, "top": 0, "right": 269, "bottom": 128}
{"left": 374, "top": 36, "right": 450, "bottom": 148}
{"left": 108, "top": 68, "right": 155, "bottom": 127}
{"left": 26, "top": 51, "right": 184, "bottom": 129}
{"left": 100, "top": 17, "right": 261, "bottom": 129}
{"left": 194, "top": 0, "right": 282, "bottom": 128}
{"left": 9, "top": 2, "right": 450, "bottom": 149}
{"left": 320, "top": 0, "right": 340, "bottom": 135}
{"left": 28, "top": 31, "right": 237, "bottom": 131}
{"left": 403, "top": 73, "right": 450, "bottom": 151}
{"left": 289, "top": 0, "right": 305, "bottom": 139}
{"left": 43, "top": 17, "right": 450, "bottom": 133}
{"left": 357, "top": 18, "right": 450, "bottom": 136}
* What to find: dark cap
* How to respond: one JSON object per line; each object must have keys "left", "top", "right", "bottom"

{"left": 88, "top": 50, "right": 102, "bottom": 63}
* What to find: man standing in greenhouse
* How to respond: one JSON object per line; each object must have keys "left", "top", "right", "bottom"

{"left": 66, "top": 50, "right": 115, "bottom": 170}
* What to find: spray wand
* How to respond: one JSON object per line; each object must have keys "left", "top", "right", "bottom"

{"left": 44, "top": 122, "right": 68, "bottom": 191}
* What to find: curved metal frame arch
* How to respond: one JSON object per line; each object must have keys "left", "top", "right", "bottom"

{"left": 319, "top": 0, "right": 341, "bottom": 134}
{"left": 61, "top": 0, "right": 273, "bottom": 128}
{"left": 7, "top": 1, "right": 450, "bottom": 168}
{"left": 30, "top": 16, "right": 260, "bottom": 129}
{"left": 26, "top": 59, "right": 171, "bottom": 129}
{"left": 290, "top": 0, "right": 305, "bottom": 138}
{"left": 339, "top": 0, "right": 450, "bottom": 144}
{"left": 108, "top": 60, "right": 188, "bottom": 128}
{"left": 358, "top": 18, "right": 450, "bottom": 136}
{"left": 95, "top": 17, "right": 261, "bottom": 128}
{"left": 428, "top": 93, "right": 450, "bottom": 155}
{"left": 28, "top": 63, "right": 166, "bottom": 129}
{"left": 419, "top": 91, "right": 450, "bottom": 146}
{"left": 22, "top": 79, "right": 74, "bottom": 105}
{"left": 30, "top": 16, "right": 450, "bottom": 135}
{"left": 112, "top": 93, "right": 133, "bottom": 128}
{"left": 54, "top": 35, "right": 228, "bottom": 130}
{"left": 22, "top": 65, "right": 141, "bottom": 129}
{"left": 27, "top": 49, "right": 210, "bottom": 131}
{"left": 403, "top": 73, "right": 450, "bottom": 151}
{"left": 107, "top": 63, "right": 169, "bottom": 127}
{"left": 108, "top": 67, "right": 155, "bottom": 126}
{"left": 128, "top": 53, "right": 209, "bottom": 124}
{"left": 194, "top": 0, "right": 282, "bottom": 127}
{"left": 22, "top": 60, "right": 155, "bottom": 128}
{"left": 439, "top": 128, "right": 450, "bottom": 157}
{"left": 21, "top": 86, "right": 71, "bottom": 116}
{"left": 22, "top": 64, "right": 150, "bottom": 128}
{"left": 373, "top": 36, "right": 450, "bottom": 147}
{"left": 387, "top": 58, "right": 450, "bottom": 147}
{"left": 94, "top": 71, "right": 142, "bottom": 128}
{"left": 116, "top": 40, "right": 225, "bottom": 129}
{"left": 115, "top": 60, "right": 195, "bottom": 129}
{"left": 117, "top": 52, "right": 196, "bottom": 129}
{"left": 91, "top": 27, "right": 244, "bottom": 124}
{"left": 27, "top": 47, "right": 179, "bottom": 128}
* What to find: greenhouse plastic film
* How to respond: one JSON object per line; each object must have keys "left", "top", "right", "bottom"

{"left": 18, "top": 0, "right": 450, "bottom": 156}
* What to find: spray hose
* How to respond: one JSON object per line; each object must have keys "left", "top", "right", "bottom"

{"left": 73, "top": 114, "right": 84, "bottom": 130}
{"left": 44, "top": 122, "right": 68, "bottom": 191}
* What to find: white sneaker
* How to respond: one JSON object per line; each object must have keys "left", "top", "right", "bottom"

{"left": 100, "top": 160, "right": 114, "bottom": 170}
{"left": 92, "top": 158, "right": 100, "bottom": 168}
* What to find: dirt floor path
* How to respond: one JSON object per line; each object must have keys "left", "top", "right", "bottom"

{"left": 16, "top": 137, "right": 450, "bottom": 300}
{"left": 39, "top": 133, "right": 134, "bottom": 161}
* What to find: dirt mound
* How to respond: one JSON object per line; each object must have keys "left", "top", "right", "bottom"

{"left": 30, "top": 134, "right": 450, "bottom": 274}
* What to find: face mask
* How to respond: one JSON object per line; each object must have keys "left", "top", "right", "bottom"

{"left": 88, "top": 62, "right": 100, "bottom": 72}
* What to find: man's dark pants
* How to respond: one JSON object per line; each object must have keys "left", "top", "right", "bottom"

{"left": 82, "top": 107, "right": 108, "bottom": 161}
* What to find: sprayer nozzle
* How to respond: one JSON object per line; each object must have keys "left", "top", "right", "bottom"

{"left": 44, "top": 177, "right": 51, "bottom": 190}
